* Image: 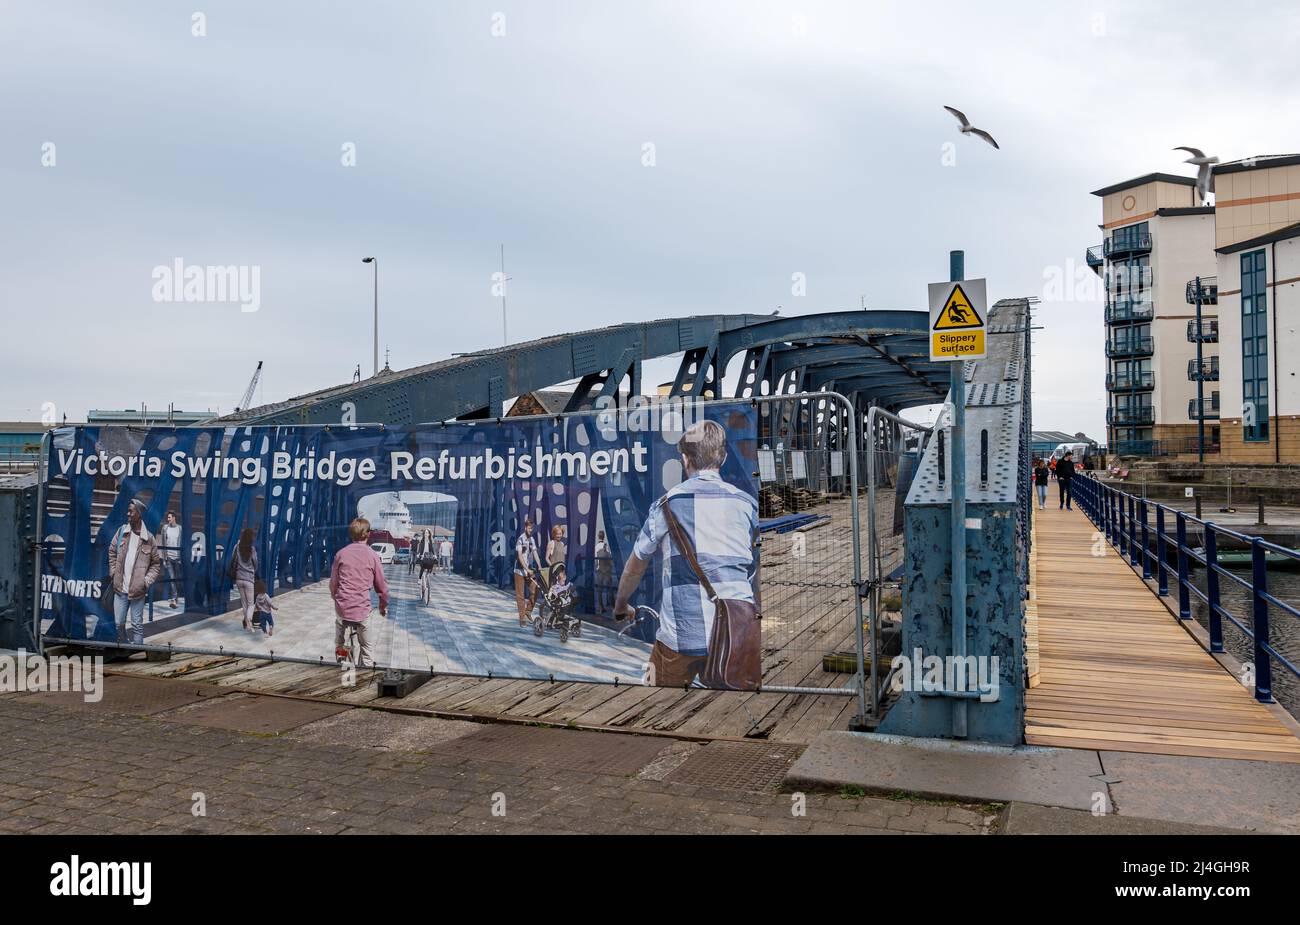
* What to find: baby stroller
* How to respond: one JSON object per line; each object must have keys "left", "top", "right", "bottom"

{"left": 531, "top": 564, "right": 583, "bottom": 643}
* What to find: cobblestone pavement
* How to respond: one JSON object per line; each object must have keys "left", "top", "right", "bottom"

{"left": 0, "top": 694, "right": 998, "bottom": 835}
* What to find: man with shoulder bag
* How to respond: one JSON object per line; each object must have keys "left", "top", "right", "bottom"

{"left": 613, "top": 419, "right": 761, "bottom": 690}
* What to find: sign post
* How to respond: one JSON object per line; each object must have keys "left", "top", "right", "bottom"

{"left": 930, "top": 266, "right": 987, "bottom": 738}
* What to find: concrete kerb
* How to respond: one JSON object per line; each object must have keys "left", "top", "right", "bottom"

{"left": 784, "top": 730, "right": 1105, "bottom": 810}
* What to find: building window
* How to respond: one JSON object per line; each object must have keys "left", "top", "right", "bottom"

{"left": 1241, "top": 249, "right": 1269, "bottom": 442}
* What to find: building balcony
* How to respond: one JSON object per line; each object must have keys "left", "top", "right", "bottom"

{"left": 1104, "top": 231, "right": 1153, "bottom": 258}
{"left": 1086, "top": 245, "right": 1104, "bottom": 275}
{"left": 1107, "top": 406, "right": 1155, "bottom": 426}
{"left": 1106, "top": 370, "right": 1154, "bottom": 390}
{"left": 1188, "top": 356, "right": 1220, "bottom": 381}
{"left": 1112, "top": 438, "right": 1157, "bottom": 456}
{"left": 1187, "top": 319, "right": 1219, "bottom": 343}
{"left": 1106, "top": 336, "right": 1154, "bottom": 358}
{"left": 1186, "top": 276, "right": 1218, "bottom": 305}
{"left": 1188, "top": 395, "right": 1221, "bottom": 420}
{"left": 1105, "top": 298, "right": 1154, "bottom": 323}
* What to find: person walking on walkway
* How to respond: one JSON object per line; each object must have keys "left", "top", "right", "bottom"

{"left": 1056, "top": 450, "right": 1076, "bottom": 511}
{"left": 228, "top": 528, "right": 258, "bottom": 631}
{"left": 329, "top": 517, "right": 389, "bottom": 668}
{"left": 545, "top": 525, "right": 567, "bottom": 585}
{"left": 1033, "top": 458, "right": 1049, "bottom": 510}
{"left": 107, "top": 498, "right": 162, "bottom": 645}
{"left": 513, "top": 518, "right": 542, "bottom": 625}
{"left": 159, "top": 510, "right": 183, "bottom": 608}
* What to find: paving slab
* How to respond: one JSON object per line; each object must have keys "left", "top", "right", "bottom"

{"left": 1102, "top": 751, "right": 1300, "bottom": 835}
{"left": 19, "top": 674, "right": 224, "bottom": 715}
{"left": 432, "top": 723, "right": 672, "bottom": 776}
{"left": 155, "top": 691, "right": 349, "bottom": 734}
{"left": 288, "top": 708, "right": 481, "bottom": 750}
{"left": 1002, "top": 801, "right": 1253, "bottom": 835}
{"left": 785, "top": 731, "right": 1104, "bottom": 810}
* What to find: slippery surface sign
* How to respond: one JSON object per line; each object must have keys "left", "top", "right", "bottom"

{"left": 928, "top": 278, "right": 987, "bottom": 361}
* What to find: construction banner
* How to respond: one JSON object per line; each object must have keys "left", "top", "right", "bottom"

{"left": 37, "top": 401, "right": 762, "bottom": 689}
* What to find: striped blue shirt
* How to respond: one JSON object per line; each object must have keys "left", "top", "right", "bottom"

{"left": 633, "top": 470, "right": 758, "bottom": 655}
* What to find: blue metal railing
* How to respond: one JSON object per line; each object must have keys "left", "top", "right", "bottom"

{"left": 1071, "top": 473, "right": 1300, "bottom": 703}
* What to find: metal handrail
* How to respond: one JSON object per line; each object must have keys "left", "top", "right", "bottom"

{"left": 1070, "top": 473, "right": 1300, "bottom": 703}
{"left": 1186, "top": 277, "right": 1219, "bottom": 305}
{"left": 1188, "top": 395, "right": 1221, "bottom": 419}
{"left": 1104, "top": 232, "right": 1153, "bottom": 257}
{"left": 1188, "top": 356, "right": 1220, "bottom": 381}
{"left": 1107, "top": 406, "right": 1155, "bottom": 426}
{"left": 1106, "top": 336, "right": 1154, "bottom": 357}
{"left": 1106, "top": 370, "right": 1154, "bottom": 390}
{"left": 1187, "top": 319, "right": 1219, "bottom": 342}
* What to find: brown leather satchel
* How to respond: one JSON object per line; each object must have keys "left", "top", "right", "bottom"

{"left": 660, "top": 502, "right": 762, "bottom": 691}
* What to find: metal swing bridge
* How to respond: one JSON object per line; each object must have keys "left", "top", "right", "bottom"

{"left": 7, "top": 301, "right": 1042, "bottom": 744}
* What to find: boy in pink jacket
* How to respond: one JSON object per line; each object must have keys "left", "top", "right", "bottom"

{"left": 329, "top": 518, "right": 389, "bottom": 667}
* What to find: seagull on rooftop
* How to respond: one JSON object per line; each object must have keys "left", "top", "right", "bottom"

{"left": 1174, "top": 146, "right": 1219, "bottom": 205}
{"left": 943, "top": 106, "right": 999, "bottom": 149}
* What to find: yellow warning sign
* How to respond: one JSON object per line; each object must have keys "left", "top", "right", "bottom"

{"left": 927, "top": 278, "right": 987, "bottom": 361}
{"left": 932, "top": 284, "right": 984, "bottom": 330}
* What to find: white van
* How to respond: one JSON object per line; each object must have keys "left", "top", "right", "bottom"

{"left": 1051, "top": 443, "right": 1090, "bottom": 466}
{"left": 369, "top": 542, "right": 395, "bottom": 564}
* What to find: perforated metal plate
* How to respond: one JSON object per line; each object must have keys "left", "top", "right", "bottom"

{"left": 664, "top": 740, "right": 805, "bottom": 792}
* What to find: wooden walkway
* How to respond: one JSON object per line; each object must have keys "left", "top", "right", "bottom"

{"left": 1026, "top": 503, "right": 1300, "bottom": 763}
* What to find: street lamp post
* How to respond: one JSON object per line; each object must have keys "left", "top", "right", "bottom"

{"left": 362, "top": 256, "right": 378, "bottom": 376}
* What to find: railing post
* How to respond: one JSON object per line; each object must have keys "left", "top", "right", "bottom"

{"left": 1128, "top": 495, "right": 1139, "bottom": 566}
{"left": 1140, "top": 499, "right": 1151, "bottom": 579}
{"left": 1118, "top": 493, "right": 1128, "bottom": 559}
{"left": 1251, "top": 538, "right": 1274, "bottom": 704}
{"left": 1176, "top": 512, "right": 1190, "bottom": 620}
{"left": 1155, "top": 505, "right": 1168, "bottom": 595}
{"left": 1205, "top": 527, "right": 1223, "bottom": 653}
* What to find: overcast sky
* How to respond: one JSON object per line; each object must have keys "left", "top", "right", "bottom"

{"left": 3, "top": 1, "right": 1297, "bottom": 438}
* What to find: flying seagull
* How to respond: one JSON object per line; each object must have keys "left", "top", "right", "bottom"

{"left": 943, "top": 106, "right": 999, "bottom": 149}
{"left": 1174, "top": 146, "right": 1218, "bottom": 204}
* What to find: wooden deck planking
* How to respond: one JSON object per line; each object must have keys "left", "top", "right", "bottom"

{"left": 1025, "top": 504, "right": 1300, "bottom": 763}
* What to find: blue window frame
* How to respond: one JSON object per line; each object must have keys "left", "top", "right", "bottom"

{"left": 1241, "top": 249, "right": 1269, "bottom": 442}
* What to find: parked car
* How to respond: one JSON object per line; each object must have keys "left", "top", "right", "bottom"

{"left": 369, "top": 542, "right": 396, "bottom": 564}
{"left": 393, "top": 547, "right": 411, "bottom": 564}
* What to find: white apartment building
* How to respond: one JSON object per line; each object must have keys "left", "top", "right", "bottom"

{"left": 1089, "top": 174, "right": 1217, "bottom": 456}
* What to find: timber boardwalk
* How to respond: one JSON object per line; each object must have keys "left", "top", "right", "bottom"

{"left": 1026, "top": 504, "right": 1300, "bottom": 763}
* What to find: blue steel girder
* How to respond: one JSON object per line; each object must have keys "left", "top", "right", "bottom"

{"left": 222, "top": 315, "right": 764, "bottom": 426}
{"left": 828, "top": 379, "right": 940, "bottom": 407}
{"left": 224, "top": 309, "right": 944, "bottom": 427}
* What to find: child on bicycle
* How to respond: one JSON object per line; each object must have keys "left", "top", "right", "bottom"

{"left": 329, "top": 517, "right": 389, "bottom": 667}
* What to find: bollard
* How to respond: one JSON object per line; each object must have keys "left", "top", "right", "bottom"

{"left": 1257, "top": 498, "right": 1266, "bottom": 526}
{"left": 1195, "top": 495, "right": 1202, "bottom": 520}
